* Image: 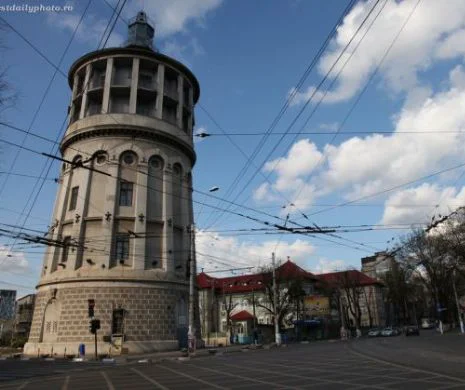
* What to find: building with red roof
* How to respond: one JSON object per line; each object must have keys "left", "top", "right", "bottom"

{"left": 197, "top": 259, "right": 386, "bottom": 344}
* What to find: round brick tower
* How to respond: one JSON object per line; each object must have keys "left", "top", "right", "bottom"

{"left": 25, "top": 12, "right": 200, "bottom": 356}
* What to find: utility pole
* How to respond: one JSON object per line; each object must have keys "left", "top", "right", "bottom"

{"left": 188, "top": 224, "right": 196, "bottom": 356}
{"left": 452, "top": 269, "right": 464, "bottom": 334}
{"left": 272, "top": 252, "right": 281, "bottom": 346}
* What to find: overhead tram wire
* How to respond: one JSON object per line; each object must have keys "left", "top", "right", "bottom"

{"left": 0, "top": 138, "right": 386, "bottom": 257}
{"left": 287, "top": 0, "right": 422, "bottom": 221}
{"left": 0, "top": 0, "right": 93, "bottom": 201}
{"left": 0, "top": 10, "right": 316, "bottom": 235}
{"left": 199, "top": 0, "right": 358, "bottom": 229}
{"left": 202, "top": 0, "right": 393, "bottom": 254}
{"left": 0, "top": 0, "right": 128, "bottom": 264}
{"left": 0, "top": 2, "right": 382, "bottom": 262}
{"left": 224, "top": 0, "right": 389, "bottom": 225}
{"left": 0, "top": 131, "right": 333, "bottom": 235}
{"left": 197, "top": 130, "right": 465, "bottom": 136}
{"left": 0, "top": 3, "right": 366, "bottom": 256}
{"left": 204, "top": 0, "right": 384, "bottom": 231}
{"left": 307, "top": 160, "right": 465, "bottom": 218}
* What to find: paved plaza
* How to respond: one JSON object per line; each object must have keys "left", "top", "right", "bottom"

{"left": 1, "top": 333, "right": 465, "bottom": 389}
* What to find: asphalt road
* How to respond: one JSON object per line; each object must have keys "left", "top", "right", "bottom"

{"left": 1, "top": 332, "right": 465, "bottom": 389}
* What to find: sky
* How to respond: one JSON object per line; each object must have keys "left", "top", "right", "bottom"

{"left": 2, "top": 0, "right": 465, "bottom": 297}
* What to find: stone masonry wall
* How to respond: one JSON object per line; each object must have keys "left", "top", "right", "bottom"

{"left": 28, "top": 284, "right": 188, "bottom": 345}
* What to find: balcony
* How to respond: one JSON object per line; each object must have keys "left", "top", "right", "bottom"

{"left": 164, "top": 86, "right": 178, "bottom": 101}
{"left": 89, "top": 75, "right": 105, "bottom": 90}
{"left": 138, "top": 74, "right": 157, "bottom": 90}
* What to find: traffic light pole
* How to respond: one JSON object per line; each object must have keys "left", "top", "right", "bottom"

{"left": 188, "top": 224, "right": 196, "bottom": 356}
{"left": 94, "top": 329, "right": 98, "bottom": 360}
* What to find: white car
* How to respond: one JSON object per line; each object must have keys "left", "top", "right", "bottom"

{"left": 368, "top": 328, "right": 381, "bottom": 337}
{"left": 381, "top": 327, "right": 395, "bottom": 337}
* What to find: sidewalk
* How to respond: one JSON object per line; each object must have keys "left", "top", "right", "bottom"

{"left": 115, "top": 343, "right": 267, "bottom": 364}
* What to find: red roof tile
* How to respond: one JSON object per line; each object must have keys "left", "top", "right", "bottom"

{"left": 318, "top": 270, "right": 382, "bottom": 287}
{"left": 197, "top": 259, "right": 319, "bottom": 293}
{"left": 230, "top": 310, "right": 255, "bottom": 321}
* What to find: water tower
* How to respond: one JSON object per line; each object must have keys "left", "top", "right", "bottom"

{"left": 25, "top": 12, "right": 200, "bottom": 355}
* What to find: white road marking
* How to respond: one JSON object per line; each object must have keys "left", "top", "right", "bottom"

{"left": 158, "top": 364, "right": 229, "bottom": 389}
{"left": 347, "top": 344, "right": 465, "bottom": 384}
{"left": 188, "top": 362, "right": 321, "bottom": 389}
{"left": 100, "top": 371, "right": 115, "bottom": 390}
{"left": 16, "top": 381, "right": 29, "bottom": 390}
{"left": 216, "top": 361, "right": 388, "bottom": 389}
{"left": 61, "top": 376, "right": 70, "bottom": 390}
{"left": 130, "top": 368, "right": 169, "bottom": 390}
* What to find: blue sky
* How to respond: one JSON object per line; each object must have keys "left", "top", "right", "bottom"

{"left": 2, "top": 0, "right": 465, "bottom": 297}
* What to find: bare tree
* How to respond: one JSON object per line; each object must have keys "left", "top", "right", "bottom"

{"left": 336, "top": 271, "right": 364, "bottom": 334}
{"left": 397, "top": 229, "right": 456, "bottom": 323}
{"left": 0, "top": 22, "right": 16, "bottom": 115}
{"left": 255, "top": 265, "right": 305, "bottom": 330}
{"left": 222, "top": 292, "right": 237, "bottom": 340}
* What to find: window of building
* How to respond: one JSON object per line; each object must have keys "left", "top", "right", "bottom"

{"left": 119, "top": 182, "right": 133, "bottom": 206}
{"left": 69, "top": 186, "right": 79, "bottom": 210}
{"left": 115, "top": 234, "right": 130, "bottom": 264}
{"left": 112, "top": 309, "right": 125, "bottom": 334}
{"left": 139, "top": 73, "right": 154, "bottom": 89}
{"left": 122, "top": 152, "right": 136, "bottom": 165}
{"left": 95, "top": 152, "right": 107, "bottom": 165}
{"left": 61, "top": 236, "right": 71, "bottom": 264}
{"left": 149, "top": 156, "right": 164, "bottom": 170}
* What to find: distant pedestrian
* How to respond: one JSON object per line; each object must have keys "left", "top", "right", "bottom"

{"left": 253, "top": 328, "right": 258, "bottom": 345}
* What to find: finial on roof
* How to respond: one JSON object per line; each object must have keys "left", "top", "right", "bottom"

{"left": 126, "top": 11, "right": 154, "bottom": 49}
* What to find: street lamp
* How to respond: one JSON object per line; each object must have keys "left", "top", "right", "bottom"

{"left": 195, "top": 186, "right": 220, "bottom": 224}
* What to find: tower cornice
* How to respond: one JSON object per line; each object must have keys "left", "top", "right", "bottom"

{"left": 68, "top": 47, "right": 200, "bottom": 103}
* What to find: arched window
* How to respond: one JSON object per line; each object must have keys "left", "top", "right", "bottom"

{"left": 172, "top": 163, "right": 182, "bottom": 177}
{"left": 71, "top": 155, "right": 82, "bottom": 170}
{"left": 149, "top": 155, "right": 164, "bottom": 170}
{"left": 121, "top": 151, "right": 137, "bottom": 166}
{"left": 118, "top": 151, "right": 138, "bottom": 207}
{"left": 94, "top": 151, "right": 107, "bottom": 165}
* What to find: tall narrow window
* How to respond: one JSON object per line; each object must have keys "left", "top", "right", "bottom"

{"left": 119, "top": 182, "right": 133, "bottom": 206}
{"left": 69, "top": 186, "right": 79, "bottom": 210}
{"left": 61, "top": 236, "right": 71, "bottom": 264}
{"left": 115, "top": 234, "right": 130, "bottom": 264}
{"left": 112, "top": 309, "right": 125, "bottom": 334}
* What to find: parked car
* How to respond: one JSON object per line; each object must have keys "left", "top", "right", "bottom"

{"left": 381, "top": 327, "right": 395, "bottom": 337}
{"left": 368, "top": 328, "right": 381, "bottom": 337}
{"left": 421, "top": 318, "right": 435, "bottom": 329}
{"left": 393, "top": 327, "right": 402, "bottom": 336}
{"left": 405, "top": 325, "right": 420, "bottom": 336}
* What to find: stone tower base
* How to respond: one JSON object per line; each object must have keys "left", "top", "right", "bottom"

{"left": 24, "top": 340, "right": 178, "bottom": 357}
{"left": 25, "top": 281, "right": 193, "bottom": 356}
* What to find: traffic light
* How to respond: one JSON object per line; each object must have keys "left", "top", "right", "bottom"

{"left": 89, "top": 319, "right": 100, "bottom": 334}
{"left": 88, "top": 299, "right": 95, "bottom": 318}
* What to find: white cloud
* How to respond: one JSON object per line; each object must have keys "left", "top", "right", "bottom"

{"left": 291, "top": 0, "right": 465, "bottom": 105}
{"left": 196, "top": 230, "right": 315, "bottom": 272}
{"left": 312, "top": 258, "right": 347, "bottom": 274}
{"left": 381, "top": 183, "right": 465, "bottom": 225}
{"left": 256, "top": 65, "right": 465, "bottom": 209}
{"left": 160, "top": 38, "right": 204, "bottom": 66}
{"left": 0, "top": 246, "right": 29, "bottom": 273}
{"left": 48, "top": 12, "right": 124, "bottom": 48}
{"left": 127, "top": 0, "right": 223, "bottom": 38}
{"left": 49, "top": 0, "right": 222, "bottom": 50}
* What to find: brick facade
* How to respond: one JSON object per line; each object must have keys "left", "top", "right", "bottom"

{"left": 25, "top": 282, "right": 192, "bottom": 355}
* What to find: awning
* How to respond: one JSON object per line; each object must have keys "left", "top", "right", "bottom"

{"left": 230, "top": 310, "right": 255, "bottom": 321}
